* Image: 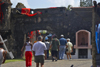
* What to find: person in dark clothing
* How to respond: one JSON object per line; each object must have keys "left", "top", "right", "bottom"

{"left": 50, "top": 35, "right": 60, "bottom": 61}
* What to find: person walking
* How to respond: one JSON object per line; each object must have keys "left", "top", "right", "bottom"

{"left": 0, "top": 48, "right": 7, "bottom": 67}
{"left": 59, "top": 34, "right": 67, "bottom": 60}
{"left": 21, "top": 37, "right": 33, "bottom": 67}
{"left": 50, "top": 35, "right": 60, "bottom": 61}
{"left": 44, "top": 37, "right": 51, "bottom": 59}
{"left": 66, "top": 38, "right": 73, "bottom": 60}
{"left": 32, "top": 36, "right": 47, "bottom": 67}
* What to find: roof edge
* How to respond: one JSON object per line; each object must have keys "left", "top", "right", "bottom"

{"left": 71, "top": 6, "right": 93, "bottom": 9}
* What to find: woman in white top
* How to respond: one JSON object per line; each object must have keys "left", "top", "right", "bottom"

{"left": 66, "top": 38, "right": 73, "bottom": 60}
{"left": 0, "top": 48, "right": 7, "bottom": 67}
{"left": 21, "top": 37, "right": 33, "bottom": 67}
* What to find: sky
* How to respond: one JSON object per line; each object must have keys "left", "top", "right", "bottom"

{"left": 11, "top": 0, "right": 99, "bottom": 9}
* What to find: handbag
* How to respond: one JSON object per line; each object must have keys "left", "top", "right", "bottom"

{"left": 65, "top": 48, "right": 68, "bottom": 54}
{"left": 66, "top": 48, "right": 68, "bottom": 51}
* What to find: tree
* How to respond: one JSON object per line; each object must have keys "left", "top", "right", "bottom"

{"left": 80, "top": 0, "right": 92, "bottom": 7}
{"left": 92, "top": 1, "right": 97, "bottom": 67}
{"left": 67, "top": 5, "right": 72, "bottom": 11}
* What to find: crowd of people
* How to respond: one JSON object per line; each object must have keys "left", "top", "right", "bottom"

{"left": 21, "top": 34, "right": 73, "bottom": 67}
{"left": 0, "top": 34, "right": 73, "bottom": 67}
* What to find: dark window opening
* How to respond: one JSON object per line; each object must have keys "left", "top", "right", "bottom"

{"left": 78, "top": 49, "right": 88, "bottom": 58}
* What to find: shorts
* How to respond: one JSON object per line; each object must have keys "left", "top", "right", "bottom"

{"left": 67, "top": 50, "right": 72, "bottom": 53}
{"left": 51, "top": 50, "right": 58, "bottom": 57}
{"left": 34, "top": 55, "right": 44, "bottom": 63}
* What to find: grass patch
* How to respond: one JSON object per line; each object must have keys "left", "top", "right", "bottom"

{"left": 5, "top": 59, "right": 25, "bottom": 63}
{"left": 5, "top": 52, "right": 35, "bottom": 63}
{"left": 5, "top": 56, "right": 34, "bottom": 63}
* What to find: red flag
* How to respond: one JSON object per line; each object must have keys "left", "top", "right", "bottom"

{"left": 0, "top": 2, "right": 4, "bottom": 23}
{"left": 21, "top": 8, "right": 42, "bottom": 17}
{"left": 21, "top": 8, "right": 30, "bottom": 15}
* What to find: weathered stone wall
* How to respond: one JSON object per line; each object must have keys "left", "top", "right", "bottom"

{"left": 0, "top": 0, "right": 11, "bottom": 30}
{"left": 32, "top": 7, "right": 93, "bottom": 44}
{"left": 0, "top": 0, "right": 13, "bottom": 58}
{"left": 1, "top": 1, "right": 27, "bottom": 58}
{"left": 11, "top": 7, "right": 95, "bottom": 56}
{"left": 1, "top": 1, "right": 100, "bottom": 58}
{"left": 9, "top": 3, "right": 27, "bottom": 58}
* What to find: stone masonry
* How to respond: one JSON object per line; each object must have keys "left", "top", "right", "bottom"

{"left": 0, "top": 0, "right": 100, "bottom": 58}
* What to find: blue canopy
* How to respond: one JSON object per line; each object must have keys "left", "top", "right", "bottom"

{"left": 47, "top": 33, "right": 52, "bottom": 37}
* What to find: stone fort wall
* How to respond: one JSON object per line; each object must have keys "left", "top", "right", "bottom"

{"left": 1, "top": 1, "right": 100, "bottom": 58}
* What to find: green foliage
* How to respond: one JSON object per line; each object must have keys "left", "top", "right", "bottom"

{"left": 67, "top": 5, "right": 72, "bottom": 11}
{"left": 5, "top": 59, "right": 25, "bottom": 63}
{"left": 16, "top": 2, "right": 26, "bottom": 8}
{"left": 80, "top": 0, "right": 93, "bottom": 7}
{"left": 80, "top": 2, "right": 86, "bottom": 7}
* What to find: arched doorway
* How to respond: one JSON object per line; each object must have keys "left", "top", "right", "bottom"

{"left": 74, "top": 30, "right": 92, "bottom": 59}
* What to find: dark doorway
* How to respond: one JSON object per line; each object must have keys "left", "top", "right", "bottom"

{"left": 78, "top": 49, "right": 88, "bottom": 58}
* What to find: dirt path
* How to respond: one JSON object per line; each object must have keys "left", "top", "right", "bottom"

{"left": 2, "top": 59, "right": 92, "bottom": 67}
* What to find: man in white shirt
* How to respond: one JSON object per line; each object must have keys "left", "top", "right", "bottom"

{"left": 32, "top": 36, "right": 47, "bottom": 67}
{"left": 66, "top": 38, "right": 73, "bottom": 60}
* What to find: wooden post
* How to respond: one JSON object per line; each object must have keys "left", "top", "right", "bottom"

{"left": 92, "top": 1, "right": 97, "bottom": 67}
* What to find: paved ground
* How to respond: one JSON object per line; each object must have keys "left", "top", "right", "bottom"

{"left": 2, "top": 59, "right": 92, "bottom": 67}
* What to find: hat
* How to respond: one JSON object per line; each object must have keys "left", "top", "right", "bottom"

{"left": 45, "top": 36, "right": 48, "bottom": 40}
{"left": 67, "top": 38, "right": 70, "bottom": 41}
{"left": 38, "top": 36, "right": 43, "bottom": 40}
{"left": 61, "top": 34, "right": 64, "bottom": 37}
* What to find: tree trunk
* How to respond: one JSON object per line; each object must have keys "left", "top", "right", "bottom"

{"left": 92, "top": 7, "right": 97, "bottom": 67}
